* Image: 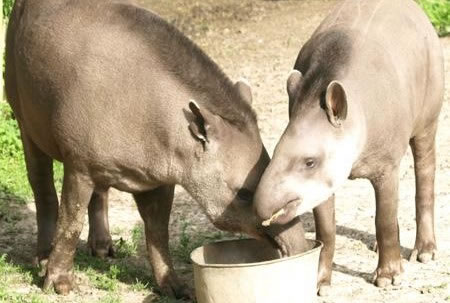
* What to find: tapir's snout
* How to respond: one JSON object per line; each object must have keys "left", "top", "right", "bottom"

{"left": 253, "top": 168, "right": 300, "bottom": 227}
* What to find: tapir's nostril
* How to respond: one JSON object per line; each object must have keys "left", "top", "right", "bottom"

{"left": 237, "top": 188, "right": 254, "bottom": 202}
{"left": 253, "top": 192, "right": 273, "bottom": 220}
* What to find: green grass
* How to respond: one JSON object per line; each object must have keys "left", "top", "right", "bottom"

{"left": 0, "top": 207, "right": 234, "bottom": 302}
{"left": 0, "top": 221, "right": 157, "bottom": 301}
{"left": 0, "top": 254, "right": 45, "bottom": 303}
{"left": 129, "top": 278, "right": 149, "bottom": 292}
{"left": 172, "top": 219, "right": 228, "bottom": 264}
{"left": 0, "top": 102, "right": 63, "bottom": 201}
{"left": 0, "top": 103, "right": 29, "bottom": 200}
{"left": 417, "top": 0, "right": 450, "bottom": 36}
{"left": 172, "top": 221, "right": 203, "bottom": 264}
{"left": 74, "top": 249, "right": 156, "bottom": 293}
{"left": 114, "top": 224, "right": 145, "bottom": 258}
{"left": 74, "top": 224, "right": 153, "bottom": 294}
{"left": 85, "top": 265, "right": 121, "bottom": 291}
{"left": 3, "top": 0, "right": 15, "bottom": 21}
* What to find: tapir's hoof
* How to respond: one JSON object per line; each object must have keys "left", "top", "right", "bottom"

{"left": 373, "top": 259, "right": 403, "bottom": 288}
{"left": 43, "top": 272, "right": 74, "bottom": 295}
{"left": 373, "top": 270, "right": 402, "bottom": 288}
{"left": 374, "top": 275, "right": 402, "bottom": 288}
{"left": 88, "top": 238, "right": 115, "bottom": 259}
{"left": 317, "top": 266, "right": 332, "bottom": 296}
{"left": 317, "top": 284, "right": 332, "bottom": 296}
{"left": 371, "top": 241, "right": 378, "bottom": 252}
{"left": 409, "top": 249, "right": 436, "bottom": 263}
{"left": 158, "top": 277, "right": 192, "bottom": 299}
{"left": 166, "top": 284, "right": 192, "bottom": 300}
{"left": 392, "top": 275, "right": 402, "bottom": 286}
{"left": 33, "top": 255, "right": 51, "bottom": 278}
{"left": 37, "top": 259, "right": 49, "bottom": 278}
{"left": 174, "top": 284, "right": 193, "bottom": 300}
{"left": 90, "top": 245, "right": 115, "bottom": 259}
{"left": 375, "top": 277, "right": 391, "bottom": 288}
{"left": 33, "top": 248, "right": 52, "bottom": 270}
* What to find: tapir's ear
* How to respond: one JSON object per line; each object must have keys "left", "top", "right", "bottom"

{"left": 235, "top": 78, "right": 253, "bottom": 105}
{"left": 188, "top": 100, "right": 216, "bottom": 145}
{"left": 287, "top": 70, "right": 303, "bottom": 100}
{"left": 325, "top": 81, "right": 348, "bottom": 127}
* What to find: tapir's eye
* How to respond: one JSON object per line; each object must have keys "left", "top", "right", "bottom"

{"left": 237, "top": 188, "right": 254, "bottom": 202}
{"left": 305, "top": 158, "right": 316, "bottom": 169}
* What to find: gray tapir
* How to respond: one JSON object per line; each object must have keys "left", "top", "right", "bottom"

{"left": 254, "top": 0, "right": 444, "bottom": 294}
{"left": 5, "top": 0, "right": 308, "bottom": 297}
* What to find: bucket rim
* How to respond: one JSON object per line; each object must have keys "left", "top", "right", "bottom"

{"left": 190, "top": 238, "right": 323, "bottom": 269}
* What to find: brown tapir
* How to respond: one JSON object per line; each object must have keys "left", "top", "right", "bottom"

{"left": 5, "top": 0, "right": 309, "bottom": 297}
{"left": 254, "top": 0, "right": 444, "bottom": 294}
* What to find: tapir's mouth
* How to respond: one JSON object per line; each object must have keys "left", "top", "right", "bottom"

{"left": 261, "top": 198, "right": 301, "bottom": 227}
{"left": 261, "top": 212, "right": 309, "bottom": 258}
{"left": 262, "top": 233, "right": 288, "bottom": 257}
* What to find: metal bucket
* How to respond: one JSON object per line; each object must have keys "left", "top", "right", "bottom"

{"left": 190, "top": 239, "right": 322, "bottom": 303}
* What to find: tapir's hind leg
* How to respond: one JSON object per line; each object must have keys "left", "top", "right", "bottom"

{"left": 409, "top": 122, "right": 438, "bottom": 263}
{"left": 20, "top": 128, "right": 59, "bottom": 265}
{"left": 88, "top": 190, "right": 114, "bottom": 258}
{"left": 134, "top": 186, "right": 191, "bottom": 299}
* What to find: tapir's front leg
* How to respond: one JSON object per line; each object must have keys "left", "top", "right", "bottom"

{"left": 134, "top": 186, "right": 191, "bottom": 299}
{"left": 313, "top": 196, "right": 336, "bottom": 296}
{"left": 371, "top": 168, "right": 403, "bottom": 287}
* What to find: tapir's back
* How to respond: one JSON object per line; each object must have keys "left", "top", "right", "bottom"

{"left": 317, "top": 0, "right": 437, "bottom": 43}
{"left": 6, "top": 0, "right": 195, "bottom": 162}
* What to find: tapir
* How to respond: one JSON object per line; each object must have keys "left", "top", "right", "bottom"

{"left": 5, "top": 0, "right": 309, "bottom": 297}
{"left": 254, "top": 0, "right": 444, "bottom": 294}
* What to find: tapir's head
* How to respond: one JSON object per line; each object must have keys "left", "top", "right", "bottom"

{"left": 182, "top": 79, "right": 271, "bottom": 238}
{"left": 254, "top": 70, "right": 362, "bottom": 226}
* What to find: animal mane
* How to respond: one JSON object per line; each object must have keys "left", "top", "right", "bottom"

{"left": 293, "top": 30, "right": 353, "bottom": 110}
{"left": 116, "top": 3, "right": 257, "bottom": 128}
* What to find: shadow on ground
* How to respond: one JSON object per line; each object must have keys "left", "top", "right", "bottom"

{"left": 1, "top": 196, "right": 414, "bottom": 293}
{"left": 0, "top": 195, "right": 163, "bottom": 296}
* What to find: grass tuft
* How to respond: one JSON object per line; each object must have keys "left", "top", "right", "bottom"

{"left": 74, "top": 249, "right": 156, "bottom": 293}
{"left": 172, "top": 219, "right": 227, "bottom": 264}
{"left": 0, "top": 102, "right": 64, "bottom": 201}
{"left": 417, "top": 0, "right": 450, "bottom": 36}
{"left": 114, "top": 224, "right": 144, "bottom": 258}
{"left": 0, "top": 103, "right": 30, "bottom": 200}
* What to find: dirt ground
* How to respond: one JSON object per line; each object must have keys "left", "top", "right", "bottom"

{"left": 1, "top": 0, "right": 449, "bottom": 302}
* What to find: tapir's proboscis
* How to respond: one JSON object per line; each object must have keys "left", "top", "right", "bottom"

{"left": 254, "top": 0, "right": 444, "bottom": 294}
{"left": 5, "top": 0, "right": 309, "bottom": 298}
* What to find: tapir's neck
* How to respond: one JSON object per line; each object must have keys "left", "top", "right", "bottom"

{"left": 340, "top": 79, "right": 370, "bottom": 178}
